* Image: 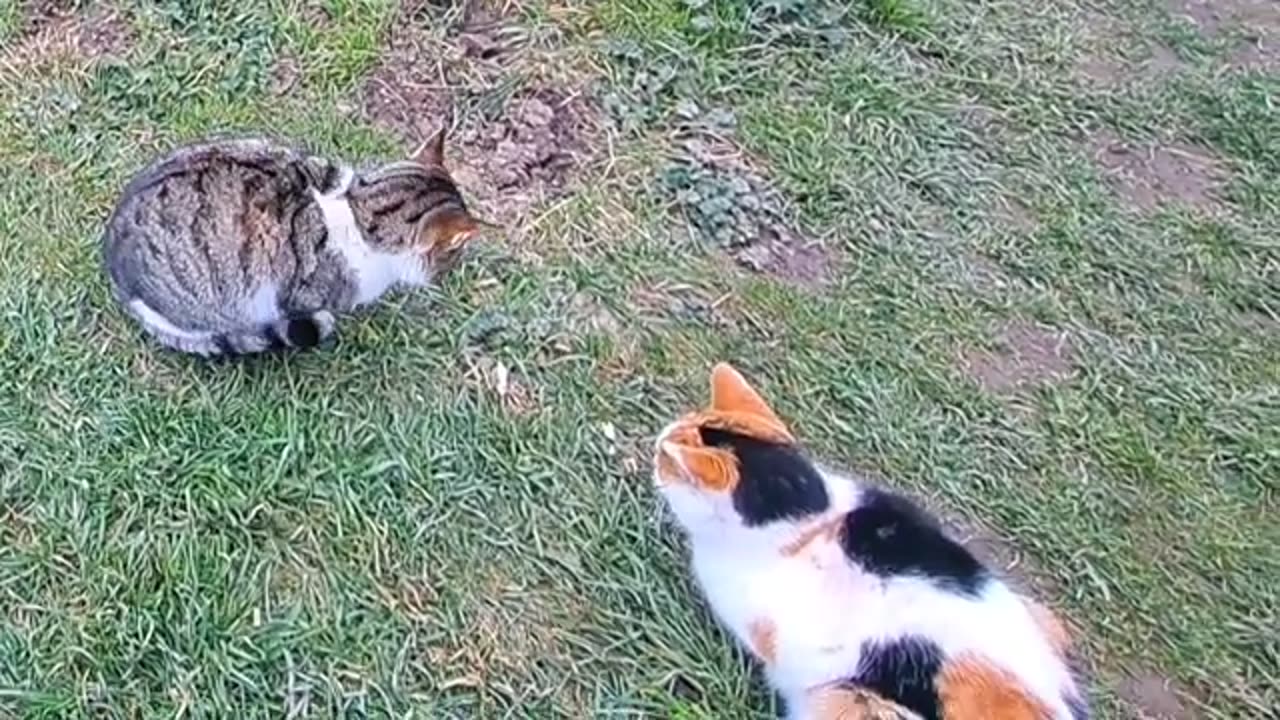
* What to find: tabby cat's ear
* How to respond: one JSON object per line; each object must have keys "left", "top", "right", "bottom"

{"left": 411, "top": 125, "right": 448, "bottom": 168}
{"left": 710, "top": 363, "right": 786, "bottom": 429}
{"left": 423, "top": 206, "right": 479, "bottom": 256}
{"left": 660, "top": 441, "right": 738, "bottom": 491}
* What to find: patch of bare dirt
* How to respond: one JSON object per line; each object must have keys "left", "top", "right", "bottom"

{"left": 1229, "top": 34, "right": 1280, "bottom": 70}
{"left": 1169, "top": 0, "right": 1280, "bottom": 69}
{"left": 1145, "top": 44, "right": 1186, "bottom": 78}
{"left": 952, "top": 521, "right": 1033, "bottom": 584}
{"left": 1118, "top": 671, "right": 1198, "bottom": 719}
{"left": 270, "top": 51, "right": 302, "bottom": 97}
{"left": 735, "top": 234, "right": 833, "bottom": 285}
{"left": 453, "top": 90, "right": 592, "bottom": 216}
{"left": 361, "top": 2, "right": 594, "bottom": 224}
{"left": 1169, "top": 0, "right": 1222, "bottom": 34}
{"left": 1074, "top": 11, "right": 1184, "bottom": 88}
{"left": 631, "top": 280, "right": 739, "bottom": 331}
{"left": 1080, "top": 38, "right": 1187, "bottom": 85}
{"left": 954, "top": 253, "right": 1012, "bottom": 295}
{"left": 421, "top": 571, "right": 584, "bottom": 708}
{"left": 1, "top": 2, "right": 132, "bottom": 69}
{"left": 961, "top": 320, "right": 1075, "bottom": 393}
{"left": 1090, "top": 131, "right": 1226, "bottom": 214}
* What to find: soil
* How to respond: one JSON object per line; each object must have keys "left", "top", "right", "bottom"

{"left": 961, "top": 320, "right": 1075, "bottom": 393}
{"left": 1075, "top": 10, "right": 1185, "bottom": 87}
{"left": 1090, "top": 131, "right": 1225, "bottom": 214}
{"left": 5, "top": 2, "right": 132, "bottom": 66}
{"left": 735, "top": 232, "right": 834, "bottom": 286}
{"left": 361, "top": 3, "right": 595, "bottom": 224}
{"left": 1169, "top": 0, "right": 1280, "bottom": 69}
{"left": 269, "top": 52, "right": 302, "bottom": 97}
{"left": 1117, "top": 671, "right": 1198, "bottom": 720}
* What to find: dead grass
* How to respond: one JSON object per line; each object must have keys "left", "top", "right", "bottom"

{"left": 0, "top": 2, "right": 131, "bottom": 73}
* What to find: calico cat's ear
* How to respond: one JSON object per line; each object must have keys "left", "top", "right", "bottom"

{"left": 423, "top": 206, "right": 479, "bottom": 257}
{"left": 411, "top": 124, "right": 448, "bottom": 168}
{"left": 710, "top": 363, "right": 788, "bottom": 430}
{"left": 659, "top": 441, "right": 738, "bottom": 491}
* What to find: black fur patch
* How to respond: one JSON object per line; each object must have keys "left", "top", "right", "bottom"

{"left": 839, "top": 487, "right": 988, "bottom": 597}
{"left": 848, "top": 636, "right": 944, "bottom": 720}
{"left": 285, "top": 316, "right": 322, "bottom": 348}
{"left": 263, "top": 325, "right": 288, "bottom": 351}
{"left": 698, "top": 427, "right": 829, "bottom": 526}
{"left": 214, "top": 334, "right": 236, "bottom": 355}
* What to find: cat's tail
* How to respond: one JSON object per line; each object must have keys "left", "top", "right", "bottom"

{"left": 210, "top": 313, "right": 336, "bottom": 356}
{"left": 126, "top": 299, "right": 334, "bottom": 357}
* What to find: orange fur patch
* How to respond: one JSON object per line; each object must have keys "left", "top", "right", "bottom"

{"left": 748, "top": 618, "right": 778, "bottom": 664}
{"left": 1023, "top": 599, "right": 1071, "bottom": 659}
{"left": 807, "top": 686, "right": 925, "bottom": 719}
{"left": 781, "top": 515, "right": 843, "bottom": 557}
{"left": 661, "top": 442, "right": 739, "bottom": 491}
{"left": 693, "top": 409, "right": 794, "bottom": 445}
{"left": 937, "top": 655, "right": 1054, "bottom": 720}
{"left": 710, "top": 363, "right": 786, "bottom": 425}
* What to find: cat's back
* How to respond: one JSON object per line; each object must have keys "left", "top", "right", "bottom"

{"left": 103, "top": 137, "right": 333, "bottom": 307}
{"left": 786, "top": 493, "right": 1085, "bottom": 720}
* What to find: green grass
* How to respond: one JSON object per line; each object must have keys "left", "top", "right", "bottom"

{"left": 2, "top": 0, "right": 1277, "bottom": 717}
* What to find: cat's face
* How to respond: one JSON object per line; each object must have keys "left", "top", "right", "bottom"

{"left": 653, "top": 363, "right": 808, "bottom": 533}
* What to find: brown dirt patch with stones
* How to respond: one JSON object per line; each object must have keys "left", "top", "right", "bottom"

{"left": 961, "top": 320, "right": 1075, "bottom": 393}
{"left": 361, "top": 2, "right": 598, "bottom": 225}
{"left": 1117, "top": 671, "right": 1198, "bottom": 720}
{"left": 1090, "top": 131, "right": 1226, "bottom": 214}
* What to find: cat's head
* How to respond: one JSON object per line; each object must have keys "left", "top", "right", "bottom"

{"left": 653, "top": 363, "right": 830, "bottom": 534}
{"left": 354, "top": 125, "right": 488, "bottom": 273}
{"left": 406, "top": 126, "right": 487, "bottom": 272}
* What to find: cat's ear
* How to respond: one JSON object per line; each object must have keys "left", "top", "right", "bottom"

{"left": 710, "top": 363, "right": 786, "bottom": 428}
{"left": 411, "top": 124, "right": 448, "bottom": 168}
{"left": 660, "top": 441, "right": 738, "bottom": 491}
{"left": 423, "top": 206, "right": 479, "bottom": 256}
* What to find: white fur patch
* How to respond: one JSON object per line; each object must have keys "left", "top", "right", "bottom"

{"left": 244, "top": 283, "right": 281, "bottom": 324}
{"left": 128, "top": 299, "right": 212, "bottom": 341}
{"left": 312, "top": 168, "right": 429, "bottom": 307}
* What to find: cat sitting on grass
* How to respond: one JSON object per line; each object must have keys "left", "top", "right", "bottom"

{"left": 652, "top": 363, "right": 1088, "bottom": 720}
{"left": 103, "top": 128, "right": 483, "bottom": 356}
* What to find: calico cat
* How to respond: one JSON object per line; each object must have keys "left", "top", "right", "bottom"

{"left": 103, "top": 129, "right": 482, "bottom": 356}
{"left": 652, "top": 364, "right": 1088, "bottom": 720}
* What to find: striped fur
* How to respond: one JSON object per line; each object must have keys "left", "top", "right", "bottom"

{"left": 103, "top": 132, "right": 480, "bottom": 357}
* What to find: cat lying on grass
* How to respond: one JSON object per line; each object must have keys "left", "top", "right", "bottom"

{"left": 653, "top": 363, "right": 1088, "bottom": 720}
{"left": 103, "top": 128, "right": 483, "bottom": 357}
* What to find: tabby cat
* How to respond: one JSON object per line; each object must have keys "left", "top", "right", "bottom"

{"left": 103, "top": 129, "right": 481, "bottom": 356}
{"left": 652, "top": 364, "right": 1088, "bottom": 720}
